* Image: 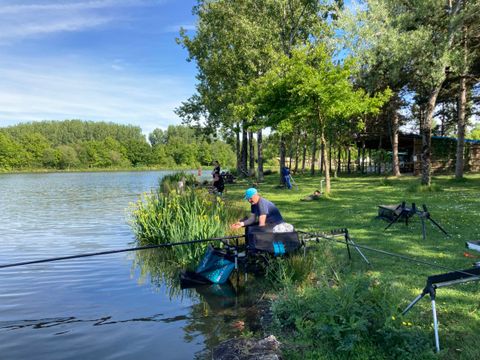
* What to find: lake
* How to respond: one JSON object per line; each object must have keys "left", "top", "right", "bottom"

{"left": 0, "top": 171, "right": 261, "bottom": 360}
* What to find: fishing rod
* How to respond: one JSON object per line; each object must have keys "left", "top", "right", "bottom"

{"left": 0, "top": 235, "right": 245, "bottom": 270}
{"left": 298, "top": 230, "right": 480, "bottom": 278}
{"left": 289, "top": 174, "right": 299, "bottom": 191}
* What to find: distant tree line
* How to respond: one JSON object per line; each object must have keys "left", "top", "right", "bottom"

{"left": 0, "top": 120, "right": 236, "bottom": 171}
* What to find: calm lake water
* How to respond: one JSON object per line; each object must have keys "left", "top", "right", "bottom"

{"left": 0, "top": 171, "right": 260, "bottom": 360}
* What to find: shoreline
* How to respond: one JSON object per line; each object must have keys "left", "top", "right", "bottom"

{"left": 0, "top": 166, "right": 203, "bottom": 175}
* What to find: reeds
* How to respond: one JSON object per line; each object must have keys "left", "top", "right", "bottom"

{"left": 158, "top": 171, "right": 198, "bottom": 194}
{"left": 129, "top": 179, "right": 243, "bottom": 265}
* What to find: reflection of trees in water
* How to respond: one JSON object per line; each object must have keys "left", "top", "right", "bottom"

{"left": 132, "top": 247, "right": 200, "bottom": 300}
{"left": 0, "top": 313, "right": 190, "bottom": 332}
{"left": 133, "top": 247, "right": 273, "bottom": 359}
{"left": 183, "top": 276, "right": 274, "bottom": 360}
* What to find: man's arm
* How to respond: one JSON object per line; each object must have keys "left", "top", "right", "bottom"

{"left": 230, "top": 213, "right": 256, "bottom": 229}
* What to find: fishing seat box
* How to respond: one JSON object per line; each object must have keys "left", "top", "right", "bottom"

{"left": 247, "top": 228, "right": 301, "bottom": 256}
{"left": 377, "top": 204, "right": 402, "bottom": 221}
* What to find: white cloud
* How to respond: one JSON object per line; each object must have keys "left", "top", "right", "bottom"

{"left": 0, "top": 57, "right": 194, "bottom": 136}
{"left": 0, "top": 0, "right": 164, "bottom": 43}
{"left": 0, "top": 17, "right": 114, "bottom": 42}
{"left": 0, "top": 1, "right": 197, "bottom": 137}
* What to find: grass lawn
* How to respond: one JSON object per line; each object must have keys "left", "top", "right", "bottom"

{"left": 224, "top": 173, "right": 480, "bottom": 359}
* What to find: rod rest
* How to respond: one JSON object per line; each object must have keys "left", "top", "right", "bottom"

{"left": 426, "top": 266, "right": 480, "bottom": 288}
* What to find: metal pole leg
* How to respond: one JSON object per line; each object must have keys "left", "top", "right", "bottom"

{"left": 432, "top": 299, "right": 440, "bottom": 353}
{"left": 428, "top": 217, "right": 449, "bottom": 236}
{"left": 352, "top": 241, "right": 370, "bottom": 265}
{"left": 421, "top": 217, "right": 426, "bottom": 241}
{"left": 384, "top": 211, "right": 404, "bottom": 230}
{"left": 401, "top": 292, "right": 426, "bottom": 315}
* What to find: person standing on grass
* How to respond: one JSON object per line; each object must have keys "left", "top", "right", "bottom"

{"left": 230, "top": 188, "right": 293, "bottom": 233}
{"left": 211, "top": 160, "right": 224, "bottom": 195}
{"left": 281, "top": 166, "right": 292, "bottom": 190}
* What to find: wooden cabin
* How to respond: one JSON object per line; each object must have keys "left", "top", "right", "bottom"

{"left": 359, "top": 133, "right": 480, "bottom": 174}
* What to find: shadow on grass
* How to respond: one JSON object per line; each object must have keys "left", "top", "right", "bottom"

{"left": 223, "top": 172, "right": 480, "bottom": 358}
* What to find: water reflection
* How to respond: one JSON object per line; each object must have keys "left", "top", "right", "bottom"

{"left": 0, "top": 313, "right": 190, "bottom": 331}
{"left": 133, "top": 245, "right": 271, "bottom": 358}
{"left": 0, "top": 171, "right": 229, "bottom": 360}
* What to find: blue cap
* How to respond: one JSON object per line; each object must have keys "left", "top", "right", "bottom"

{"left": 244, "top": 188, "right": 257, "bottom": 200}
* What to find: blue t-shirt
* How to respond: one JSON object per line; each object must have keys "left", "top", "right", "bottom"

{"left": 251, "top": 197, "right": 284, "bottom": 226}
{"left": 281, "top": 167, "right": 290, "bottom": 177}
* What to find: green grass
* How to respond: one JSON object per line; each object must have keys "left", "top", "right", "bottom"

{"left": 223, "top": 173, "right": 480, "bottom": 359}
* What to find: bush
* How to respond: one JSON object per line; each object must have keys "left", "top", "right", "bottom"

{"left": 263, "top": 169, "right": 277, "bottom": 176}
{"left": 271, "top": 273, "right": 434, "bottom": 359}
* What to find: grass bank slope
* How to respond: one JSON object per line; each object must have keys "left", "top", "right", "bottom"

{"left": 225, "top": 173, "right": 480, "bottom": 359}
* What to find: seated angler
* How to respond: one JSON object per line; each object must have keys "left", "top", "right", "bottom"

{"left": 301, "top": 189, "right": 321, "bottom": 201}
{"left": 230, "top": 188, "right": 293, "bottom": 233}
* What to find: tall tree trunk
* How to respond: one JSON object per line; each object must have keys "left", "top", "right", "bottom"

{"left": 279, "top": 135, "right": 286, "bottom": 185}
{"left": 236, "top": 124, "right": 241, "bottom": 174}
{"left": 240, "top": 122, "right": 248, "bottom": 177}
{"left": 329, "top": 142, "right": 333, "bottom": 175}
{"left": 337, "top": 146, "right": 341, "bottom": 175}
{"left": 391, "top": 108, "right": 401, "bottom": 176}
{"left": 288, "top": 136, "right": 294, "bottom": 169}
{"left": 368, "top": 148, "right": 372, "bottom": 173}
{"left": 441, "top": 103, "right": 446, "bottom": 137}
{"left": 421, "top": 87, "right": 442, "bottom": 185}
{"left": 294, "top": 131, "right": 300, "bottom": 174}
{"left": 347, "top": 147, "right": 351, "bottom": 174}
{"left": 455, "top": 27, "right": 468, "bottom": 180}
{"left": 361, "top": 141, "right": 366, "bottom": 174}
{"left": 321, "top": 132, "right": 330, "bottom": 195}
{"left": 455, "top": 76, "right": 467, "bottom": 179}
{"left": 249, "top": 130, "right": 255, "bottom": 176}
{"left": 319, "top": 142, "right": 324, "bottom": 175}
{"left": 310, "top": 129, "right": 318, "bottom": 175}
{"left": 301, "top": 132, "right": 307, "bottom": 174}
{"left": 257, "top": 129, "right": 264, "bottom": 182}
{"left": 377, "top": 136, "right": 383, "bottom": 174}
{"left": 419, "top": 0, "right": 461, "bottom": 185}
{"left": 357, "top": 145, "right": 361, "bottom": 173}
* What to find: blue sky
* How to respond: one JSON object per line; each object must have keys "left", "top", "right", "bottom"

{"left": 0, "top": 0, "right": 199, "bottom": 136}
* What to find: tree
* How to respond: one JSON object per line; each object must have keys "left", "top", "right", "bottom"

{"left": 124, "top": 139, "right": 152, "bottom": 167}
{"left": 149, "top": 128, "right": 167, "bottom": 147}
{"left": 177, "top": 0, "right": 333, "bottom": 182}
{"left": 250, "top": 45, "right": 390, "bottom": 194}
{"left": 0, "top": 132, "right": 28, "bottom": 170}
{"left": 339, "top": 0, "right": 477, "bottom": 184}
{"left": 469, "top": 123, "right": 480, "bottom": 140}
{"left": 177, "top": 0, "right": 274, "bottom": 175}
{"left": 57, "top": 145, "right": 80, "bottom": 169}
{"left": 452, "top": 1, "right": 480, "bottom": 178}
{"left": 17, "top": 132, "right": 52, "bottom": 168}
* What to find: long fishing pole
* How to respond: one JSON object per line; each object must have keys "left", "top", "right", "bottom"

{"left": 299, "top": 230, "right": 479, "bottom": 277}
{"left": 0, "top": 235, "right": 245, "bottom": 270}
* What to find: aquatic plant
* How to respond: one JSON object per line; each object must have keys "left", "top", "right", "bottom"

{"left": 158, "top": 171, "right": 198, "bottom": 194}
{"left": 129, "top": 186, "right": 243, "bottom": 265}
